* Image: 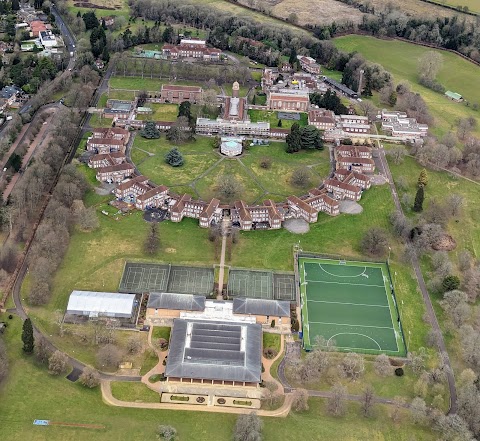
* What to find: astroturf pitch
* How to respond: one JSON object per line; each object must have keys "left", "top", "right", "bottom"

{"left": 299, "top": 258, "right": 406, "bottom": 356}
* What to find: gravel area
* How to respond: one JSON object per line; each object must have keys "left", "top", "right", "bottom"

{"left": 339, "top": 200, "right": 363, "bottom": 214}
{"left": 283, "top": 218, "right": 310, "bottom": 234}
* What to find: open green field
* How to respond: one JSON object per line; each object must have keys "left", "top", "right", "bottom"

{"left": 111, "top": 382, "right": 160, "bottom": 402}
{"left": 263, "top": 333, "right": 281, "bottom": 352}
{"left": 387, "top": 154, "right": 480, "bottom": 256}
{"left": 0, "top": 313, "right": 437, "bottom": 441}
{"left": 223, "top": 82, "right": 251, "bottom": 97}
{"left": 109, "top": 76, "right": 218, "bottom": 93}
{"left": 333, "top": 35, "right": 480, "bottom": 137}
{"left": 132, "top": 136, "right": 329, "bottom": 203}
{"left": 432, "top": 0, "right": 480, "bottom": 13}
{"left": 299, "top": 258, "right": 406, "bottom": 356}
{"left": 136, "top": 103, "right": 179, "bottom": 121}
{"left": 248, "top": 109, "right": 308, "bottom": 129}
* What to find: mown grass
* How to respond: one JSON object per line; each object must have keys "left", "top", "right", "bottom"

{"left": 241, "top": 143, "right": 329, "bottom": 201}
{"left": 0, "top": 313, "right": 437, "bottom": 441}
{"left": 248, "top": 109, "right": 308, "bottom": 129}
{"left": 131, "top": 135, "right": 220, "bottom": 187}
{"left": 263, "top": 333, "right": 281, "bottom": 352}
{"left": 111, "top": 381, "right": 160, "bottom": 402}
{"left": 152, "top": 326, "right": 171, "bottom": 341}
{"left": 333, "top": 35, "right": 480, "bottom": 138}
{"left": 135, "top": 103, "right": 178, "bottom": 121}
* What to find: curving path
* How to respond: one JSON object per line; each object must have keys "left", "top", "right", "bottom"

{"left": 101, "top": 380, "right": 292, "bottom": 417}
{"left": 375, "top": 140, "right": 457, "bottom": 414}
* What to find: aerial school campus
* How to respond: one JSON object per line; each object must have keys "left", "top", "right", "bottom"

{"left": 1, "top": 0, "right": 480, "bottom": 439}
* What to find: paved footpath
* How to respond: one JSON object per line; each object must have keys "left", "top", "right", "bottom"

{"left": 101, "top": 381, "right": 292, "bottom": 417}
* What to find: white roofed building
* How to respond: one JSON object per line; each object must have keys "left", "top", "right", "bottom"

{"left": 66, "top": 291, "right": 136, "bottom": 319}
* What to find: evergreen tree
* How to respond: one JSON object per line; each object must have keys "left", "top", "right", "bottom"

{"left": 286, "top": 122, "right": 302, "bottom": 153}
{"left": 11, "top": 0, "right": 20, "bottom": 11}
{"left": 418, "top": 168, "right": 428, "bottom": 187}
{"left": 413, "top": 186, "right": 424, "bottom": 212}
{"left": 178, "top": 101, "right": 192, "bottom": 123}
{"left": 162, "top": 26, "right": 174, "bottom": 43}
{"left": 140, "top": 121, "right": 160, "bottom": 139}
{"left": 22, "top": 318, "right": 34, "bottom": 353}
{"left": 289, "top": 47, "right": 297, "bottom": 67}
{"left": 442, "top": 275, "right": 460, "bottom": 292}
{"left": 388, "top": 90, "right": 398, "bottom": 107}
{"left": 277, "top": 119, "right": 282, "bottom": 127}
{"left": 300, "top": 125, "right": 321, "bottom": 150}
{"left": 165, "top": 148, "right": 184, "bottom": 167}
{"left": 252, "top": 94, "right": 256, "bottom": 105}
{"left": 213, "top": 136, "right": 221, "bottom": 149}
{"left": 82, "top": 11, "right": 99, "bottom": 30}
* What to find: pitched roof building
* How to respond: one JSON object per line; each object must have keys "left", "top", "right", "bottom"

{"left": 165, "top": 319, "right": 262, "bottom": 385}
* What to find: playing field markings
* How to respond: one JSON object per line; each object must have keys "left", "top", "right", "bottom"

{"left": 307, "top": 299, "right": 390, "bottom": 308}
{"left": 309, "top": 321, "right": 394, "bottom": 330}
{"left": 319, "top": 263, "right": 368, "bottom": 278}
{"left": 328, "top": 332, "right": 382, "bottom": 350}
{"left": 306, "top": 279, "right": 385, "bottom": 288}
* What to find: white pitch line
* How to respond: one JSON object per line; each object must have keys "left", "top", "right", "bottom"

{"left": 307, "top": 299, "right": 389, "bottom": 308}
{"left": 308, "top": 321, "right": 394, "bottom": 330}
{"left": 305, "top": 279, "right": 385, "bottom": 288}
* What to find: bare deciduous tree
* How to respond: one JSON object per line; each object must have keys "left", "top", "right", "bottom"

{"left": 34, "top": 336, "right": 51, "bottom": 365}
{"left": 340, "top": 352, "right": 365, "bottom": 380}
{"left": 387, "top": 145, "right": 407, "bottom": 165}
{"left": 126, "top": 335, "right": 143, "bottom": 355}
{"left": 292, "top": 388, "right": 309, "bottom": 412}
{"left": 216, "top": 175, "right": 244, "bottom": 202}
{"left": 96, "top": 344, "right": 123, "bottom": 370}
{"left": 233, "top": 412, "right": 262, "bottom": 441}
{"left": 327, "top": 383, "right": 347, "bottom": 417}
{"left": 374, "top": 354, "right": 392, "bottom": 377}
{"left": 361, "top": 227, "right": 388, "bottom": 257}
{"left": 360, "top": 385, "right": 375, "bottom": 417}
{"left": 48, "top": 350, "right": 69, "bottom": 375}
{"left": 410, "top": 397, "right": 427, "bottom": 424}
{"left": 290, "top": 167, "right": 312, "bottom": 188}
{"left": 80, "top": 367, "right": 100, "bottom": 388}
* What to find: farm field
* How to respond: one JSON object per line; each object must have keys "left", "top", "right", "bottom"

{"left": 434, "top": 0, "right": 480, "bottom": 13}
{"left": 237, "top": 0, "right": 365, "bottom": 26}
{"left": 132, "top": 135, "right": 330, "bottom": 203}
{"left": 333, "top": 35, "right": 480, "bottom": 137}
{"left": 363, "top": 0, "right": 476, "bottom": 18}
{"left": 0, "top": 311, "right": 438, "bottom": 441}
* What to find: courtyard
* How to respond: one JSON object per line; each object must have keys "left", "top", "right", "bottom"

{"left": 130, "top": 135, "right": 331, "bottom": 204}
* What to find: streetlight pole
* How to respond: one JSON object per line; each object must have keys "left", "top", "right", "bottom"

{"left": 388, "top": 246, "right": 391, "bottom": 264}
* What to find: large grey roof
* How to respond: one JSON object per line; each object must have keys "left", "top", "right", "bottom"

{"left": 147, "top": 292, "right": 206, "bottom": 311}
{"left": 166, "top": 319, "right": 262, "bottom": 383}
{"left": 233, "top": 298, "right": 290, "bottom": 318}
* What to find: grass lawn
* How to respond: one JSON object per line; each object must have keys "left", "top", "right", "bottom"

{"left": 152, "top": 326, "right": 171, "bottom": 341}
{"left": 195, "top": 158, "right": 265, "bottom": 204}
{"left": 0, "top": 313, "right": 437, "bottom": 441}
{"left": 263, "top": 333, "right": 281, "bottom": 352}
{"left": 241, "top": 143, "right": 329, "bottom": 201}
{"left": 386, "top": 152, "right": 480, "bottom": 374}
{"left": 105, "top": 90, "right": 136, "bottom": 101}
{"left": 321, "top": 66, "right": 343, "bottom": 82}
{"left": 248, "top": 109, "right": 308, "bottom": 129}
{"left": 136, "top": 103, "right": 179, "bottom": 121}
{"left": 88, "top": 113, "right": 112, "bottom": 128}
{"left": 109, "top": 77, "right": 165, "bottom": 91}
{"left": 111, "top": 381, "right": 160, "bottom": 403}
{"left": 333, "top": 35, "right": 480, "bottom": 137}
{"left": 131, "top": 135, "right": 220, "bottom": 187}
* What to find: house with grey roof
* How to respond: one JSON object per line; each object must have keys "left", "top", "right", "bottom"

{"left": 165, "top": 319, "right": 262, "bottom": 386}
